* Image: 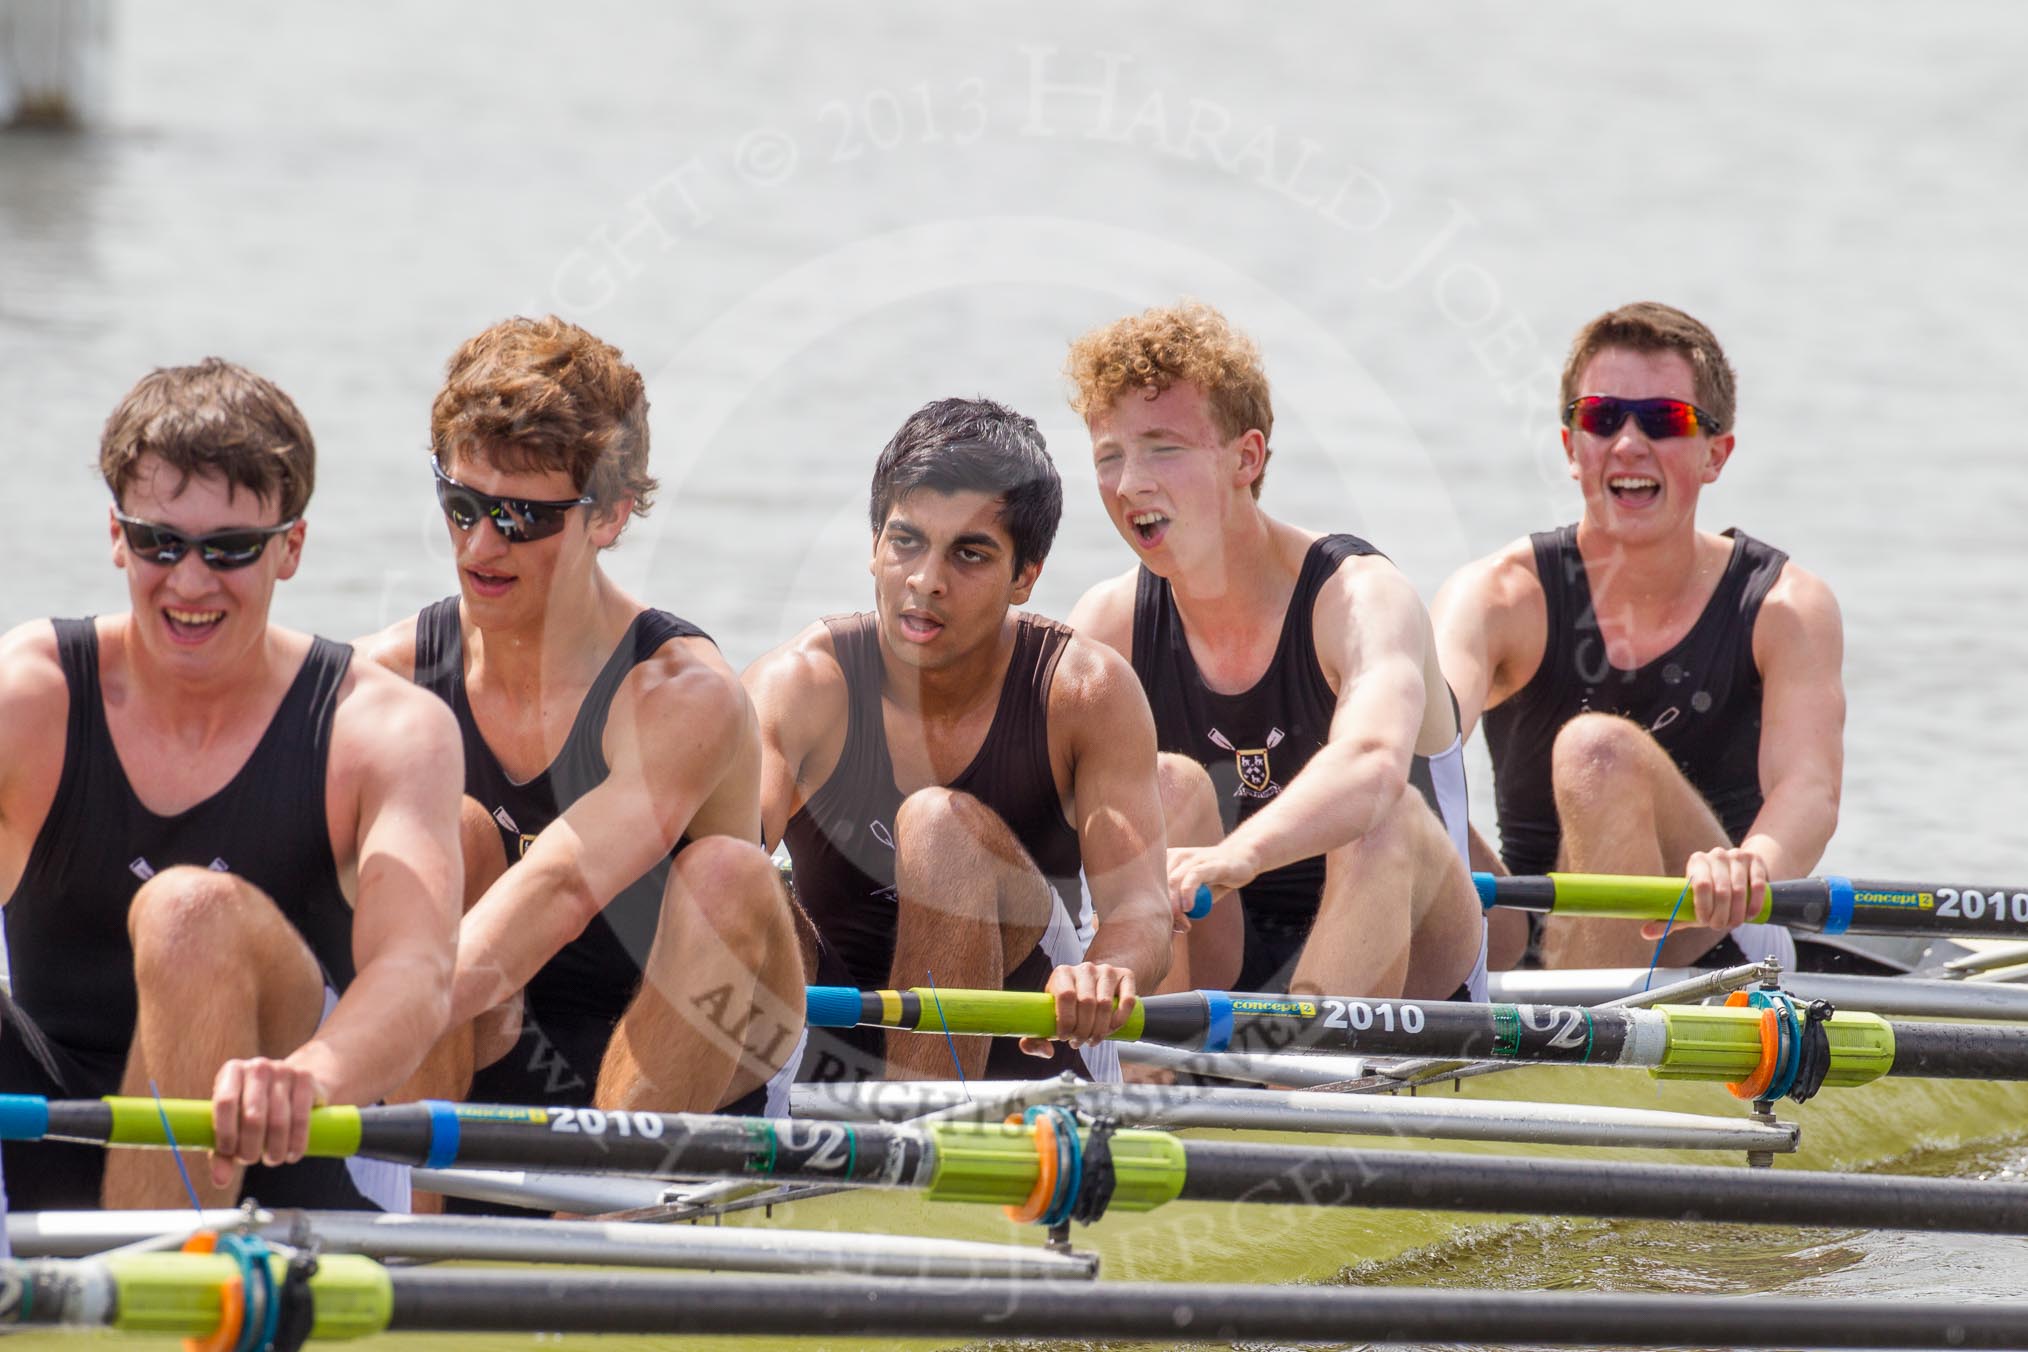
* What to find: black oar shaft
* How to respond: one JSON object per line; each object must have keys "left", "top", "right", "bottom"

{"left": 1890, "top": 1022, "right": 2028, "bottom": 1080}
{"left": 1137, "top": 992, "right": 1642, "bottom": 1062}
{"left": 1177, "top": 1141, "right": 2028, "bottom": 1234}
{"left": 380, "top": 1272, "right": 2028, "bottom": 1347}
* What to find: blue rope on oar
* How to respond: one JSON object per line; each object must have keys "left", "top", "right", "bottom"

{"left": 148, "top": 1078, "right": 205, "bottom": 1216}
{"left": 1640, "top": 884, "right": 1692, "bottom": 993}
{"left": 922, "top": 970, "right": 971, "bottom": 1102}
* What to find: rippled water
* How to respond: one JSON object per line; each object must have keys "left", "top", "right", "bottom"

{"left": 5, "top": 0, "right": 2028, "bottom": 1333}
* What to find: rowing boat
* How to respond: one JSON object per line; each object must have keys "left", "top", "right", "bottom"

{"left": 10, "top": 937, "right": 2028, "bottom": 1348}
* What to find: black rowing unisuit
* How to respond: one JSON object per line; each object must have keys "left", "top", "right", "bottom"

{"left": 412, "top": 597, "right": 709, "bottom": 1103}
{"left": 784, "top": 611, "right": 1090, "bottom": 1082}
{"left": 5, "top": 619, "right": 356, "bottom": 1058}
{"left": 1132, "top": 534, "right": 1468, "bottom": 989}
{"left": 1482, "top": 525, "right": 1788, "bottom": 876}
{"left": 0, "top": 617, "right": 362, "bottom": 1209}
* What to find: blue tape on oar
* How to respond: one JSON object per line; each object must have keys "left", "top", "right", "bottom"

{"left": 1821, "top": 876, "right": 1855, "bottom": 935}
{"left": 1472, "top": 871, "right": 1499, "bottom": 909}
{"left": 422, "top": 1100, "right": 462, "bottom": 1169}
{"left": 1202, "top": 992, "right": 1235, "bottom": 1053}
{"left": 1185, "top": 885, "right": 1214, "bottom": 920}
{"left": 805, "top": 986, "right": 865, "bottom": 1028}
{"left": 0, "top": 1093, "right": 49, "bottom": 1140}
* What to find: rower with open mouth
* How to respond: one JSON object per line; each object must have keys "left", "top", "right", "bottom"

{"left": 745, "top": 398, "right": 1177, "bottom": 1083}
{"left": 357, "top": 318, "right": 806, "bottom": 1181}
{"left": 0, "top": 359, "right": 465, "bottom": 1214}
{"left": 1065, "top": 302, "right": 1488, "bottom": 1005}
{"left": 1432, "top": 302, "right": 1844, "bottom": 972}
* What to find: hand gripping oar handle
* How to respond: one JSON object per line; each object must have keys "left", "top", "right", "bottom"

{"left": 1474, "top": 871, "right": 2028, "bottom": 942}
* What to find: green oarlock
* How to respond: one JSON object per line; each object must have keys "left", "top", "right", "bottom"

{"left": 1653, "top": 1006, "right": 1895, "bottom": 1089}
{"left": 304, "top": 1253, "right": 396, "bottom": 1341}
{"left": 1653, "top": 1005, "right": 1777, "bottom": 1082}
{"left": 105, "top": 1253, "right": 243, "bottom": 1334}
{"left": 102, "top": 1098, "right": 363, "bottom": 1158}
{"left": 104, "top": 1253, "right": 391, "bottom": 1339}
{"left": 925, "top": 1121, "right": 1185, "bottom": 1213}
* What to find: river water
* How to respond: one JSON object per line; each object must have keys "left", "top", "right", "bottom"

{"left": 3, "top": 0, "right": 2026, "bottom": 1334}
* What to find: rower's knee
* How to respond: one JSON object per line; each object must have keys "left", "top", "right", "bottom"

{"left": 1551, "top": 713, "right": 1656, "bottom": 813}
{"left": 127, "top": 867, "right": 261, "bottom": 977}
{"left": 1157, "top": 754, "right": 1221, "bottom": 846}
{"left": 668, "top": 835, "right": 790, "bottom": 960}
{"left": 457, "top": 795, "right": 508, "bottom": 910}
{"left": 895, "top": 785, "right": 975, "bottom": 842}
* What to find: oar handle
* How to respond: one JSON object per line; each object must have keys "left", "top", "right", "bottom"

{"left": 1477, "top": 871, "right": 2028, "bottom": 941}
{"left": 1474, "top": 872, "right": 1775, "bottom": 924}
{"left": 1185, "top": 884, "right": 1214, "bottom": 920}
{"left": 805, "top": 986, "right": 1149, "bottom": 1041}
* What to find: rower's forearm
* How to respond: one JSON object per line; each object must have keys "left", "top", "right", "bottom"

{"left": 286, "top": 954, "right": 452, "bottom": 1105}
{"left": 1223, "top": 749, "right": 1405, "bottom": 879}
{"left": 1740, "top": 786, "right": 1839, "bottom": 882}
{"left": 1084, "top": 896, "right": 1174, "bottom": 990}
{"left": 451, "top": 870, "right": 602, "bottom": 1024}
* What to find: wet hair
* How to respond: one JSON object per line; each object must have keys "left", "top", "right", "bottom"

{"left": 1561, "top": 302, "right": 1738, "bottom": 431}
{"left": 1065, "top": 299, "right": 1274, "bottom": 497}
{"left": 99, "top": 358, "right": 315, "bottom": 518}
{"left": 430, "top": 315, "right": 656, "bottom": 532}
{"left": 868, "top": 397, "right": 1062, "bottom": 574}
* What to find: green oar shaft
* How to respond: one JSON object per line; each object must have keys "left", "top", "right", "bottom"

{"left": 1476, "top": 871, "right": 2028, "bottom": 941}
{"left": 808, "top": 985, "right": 1930, "bottom": 1085}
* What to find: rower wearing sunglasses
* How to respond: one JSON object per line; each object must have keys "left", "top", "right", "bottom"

{"left": 0, "top": 358, "right": 465, "bottom": 1212}
{"left": 358, "top": 316, "right": 805, "bottom": 1164}
{"left": 1433, "top": 302, "right": 1844, "bottom": 971}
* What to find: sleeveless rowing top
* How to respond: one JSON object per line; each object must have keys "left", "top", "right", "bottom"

{"left": 4, "top": 619, "right": 356, "bottom": 1058}
{"left": 1483, "top": 525, "right": 1788, "bottom": 877}
{"left": 786, "top": 611, "right": 1084, "bottom": 986}
{"left": 413, "top": 598, "right": 709, "bottom": 1026}
{"left": 1132, "top": 535, "right": 1474, "bottom": 925}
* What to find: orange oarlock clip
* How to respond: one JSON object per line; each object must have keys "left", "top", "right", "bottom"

{"left": 1002, "top": 1110, "right": 1060, "bottom": 1224}
{"left": 179, "top": 1231, "right": 245, "bottom": 1352}
{"left": 1723, "top": 990, "right": 1782, "bottom": 1101}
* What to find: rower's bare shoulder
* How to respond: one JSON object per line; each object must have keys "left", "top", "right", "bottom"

{"left": 1047, "top": 626, "right": 1152, "bottom": 731}
{"left": 352, "top": 613, "right": 422, "bottom": 681}
{"left": 744, "top": 622, "right": 847, "bottom": 723}
{"left": 0, "top": 620, "right": 69, "bottom": 756}
{"left": 330, "top": 659, "right": 462, "bottom": 795}
{"left": 1442, "top": 537, "right": 1546, "bottom": 617}
{"left": 1753, "top": 560, "right": 1844, "bottom": 665}
{"left": 619, "top": 633, "right": 753, "bottom": 747}
{"left": 1066, "top": 566, "right": 1139, "bottom": 658}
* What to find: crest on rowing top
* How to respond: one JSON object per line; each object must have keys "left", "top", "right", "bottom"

{"left": 494, "top": 805, "right": 539, "bottom": 859}
{"left": 1208, "top": 726, "right": 1284, "bottom": 795}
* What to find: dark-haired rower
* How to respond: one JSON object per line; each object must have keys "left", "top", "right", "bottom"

{"left": 745, "top": 397, "right": 1175, "bottom": 1082}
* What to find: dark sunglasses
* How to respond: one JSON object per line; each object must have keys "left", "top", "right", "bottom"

{"left": 114, "top": 511, "right": 298, "bottom": 570}
{"left": 1564, "top": 395, "right": 1722, "bottom": 440}
{"left": 431, "top": 459, "right": 594, "bottom": 543}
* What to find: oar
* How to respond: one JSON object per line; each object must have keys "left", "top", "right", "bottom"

{"left": 10, "top": 1092, "right": 2028, "bottom": 1237}
{"left": 806, "top": 984, "right": 2028, "bottom": 1087}
{"left": 12, "top": 1256, "right": 2028, "bottom": 1347}
{"left": 1477, "top": 870, "right": 2028, "bottom": 941}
